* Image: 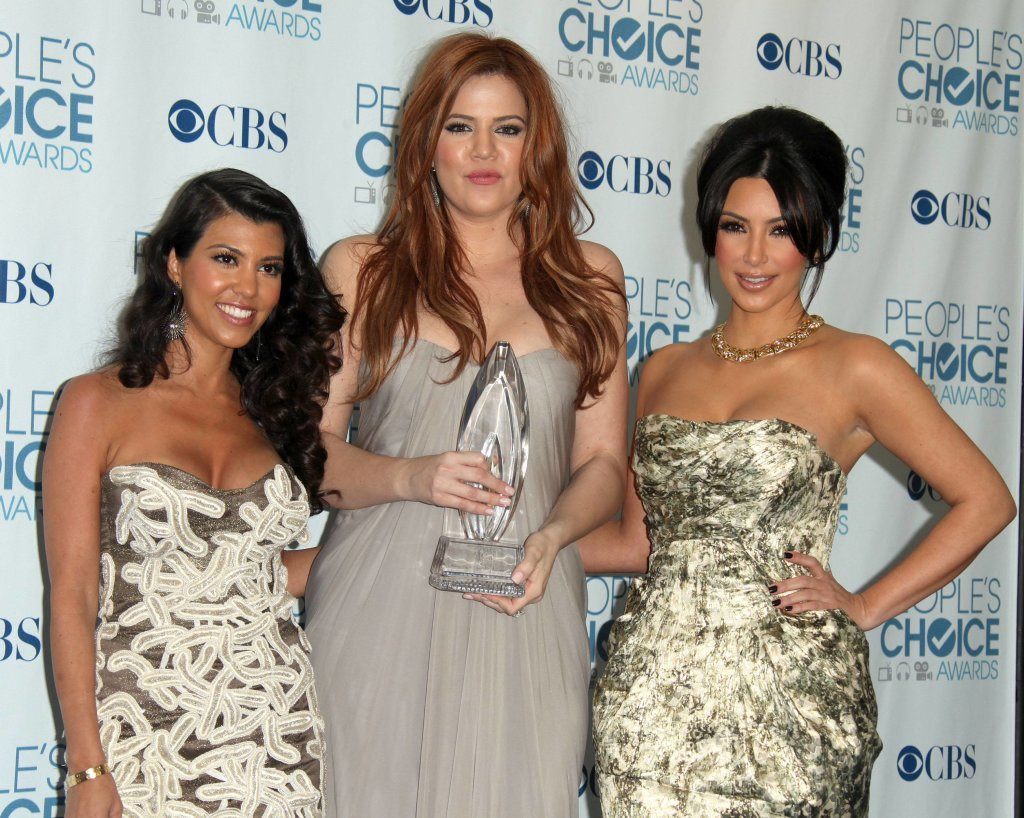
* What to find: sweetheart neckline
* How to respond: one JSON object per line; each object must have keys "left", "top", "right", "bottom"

{"left": 638, "top": 413, "right": 848, "bottom": 479}
{"left": 102, "top": 461, "right": 285, "bottom": 494}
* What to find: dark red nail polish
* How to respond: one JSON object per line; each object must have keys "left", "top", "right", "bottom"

{"left": 783, "top": 551, "right": 793, "bottom": 559}
{"left": 768, "top": 585, "right": 778, "bottom": 594}
{"left": 785, "top": 605, "right": 793, "bottom": 612}
{"left": 772, "top": 599, "right": 780, "bottom": 607}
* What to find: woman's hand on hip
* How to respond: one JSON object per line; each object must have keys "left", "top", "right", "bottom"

{"left": 769, "top": 551, "right": 873, "bottom": 630}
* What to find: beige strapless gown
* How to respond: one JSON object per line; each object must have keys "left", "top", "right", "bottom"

{"left": 304, "top": 339, "right": 590, "bottom": 818}
{"left": 594, "top": 415, "right": 881, "bottom": 817}
{"left": 96, "top": 462, "right": 325, "bottom": 817}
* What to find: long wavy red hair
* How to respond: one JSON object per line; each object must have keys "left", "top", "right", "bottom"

{"left": 351, "top": 32, "right": 624, "bottom": 407}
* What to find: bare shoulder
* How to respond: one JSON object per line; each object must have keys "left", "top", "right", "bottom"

{"left": 321, "top": 233, "right": 378, "bottom": 305}
{"left": 56, "top": 369, "right": 127, "bottom": 419}
{"left": 50, "top": 369, "right": 137, "bottom": 461}
{"left": 639, "top": 339, "right": 703, "bottom": 393}
{"left": 580, "top": 240, "right": 625, "bottom": 283}
{"left": 813, "top": 326, "right": 917, "bottom": 396}
{"left": 821, "top": 326, "right": 908, "bottom": 371}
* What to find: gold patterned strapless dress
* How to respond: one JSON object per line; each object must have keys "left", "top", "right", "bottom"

{"left": 593, "top": 416, "right": 881, "bottom": 817}
{"left": 94, "top": 462, "right": 325, "bottom": 817}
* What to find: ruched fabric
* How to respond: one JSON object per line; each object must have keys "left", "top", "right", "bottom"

{"left": 594, "top": 415, "right": 881, "bottom": 818}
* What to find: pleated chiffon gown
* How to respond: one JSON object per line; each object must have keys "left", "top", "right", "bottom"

{"left": 304, "top": 338, "right": 590, "bottom": 818}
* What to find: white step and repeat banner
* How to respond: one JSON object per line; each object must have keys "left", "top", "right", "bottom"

{"left": 1, "top": 1, "right": 1021, "bottom": 815}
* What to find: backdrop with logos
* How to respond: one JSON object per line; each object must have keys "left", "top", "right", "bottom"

{"left": 1, "top": 0, "right": 1021, "bottom": 815}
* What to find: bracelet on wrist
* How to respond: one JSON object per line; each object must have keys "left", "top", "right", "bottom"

{"left": 65, "top": 762, "right": 110, "bottom": 789}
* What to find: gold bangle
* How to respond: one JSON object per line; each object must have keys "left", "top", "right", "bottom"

{"left": 65, "top": 762, "right": 109, "bottom": 789}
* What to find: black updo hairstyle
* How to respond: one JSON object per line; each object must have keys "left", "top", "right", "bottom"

{"left": 109, "top": 168, "right": 345, "bottom": 512}
{"left": 695, "top": 106, "right": 847, "bottom": 303}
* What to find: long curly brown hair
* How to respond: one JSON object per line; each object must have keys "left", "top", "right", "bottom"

{"left": 351, "top": 32, "right": 623, "bottom": 408}
{"left": 109, "top": 169, "right": 344, "bottom": 512}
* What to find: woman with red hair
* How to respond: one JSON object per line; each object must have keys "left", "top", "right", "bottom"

{"left": 297, "top": 32, "right": 628, "bottom": 817}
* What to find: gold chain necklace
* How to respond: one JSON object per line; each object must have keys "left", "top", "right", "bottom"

{"left": 711, "top": 314, "right": 825, "bottom": 363}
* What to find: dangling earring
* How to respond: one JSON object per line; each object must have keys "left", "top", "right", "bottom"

{"left": 430, "top": 167, "right": 441, "bottom": 207}
{"left": 165, "top": 285, "right": 188, "bottom": 342}
{"left": 523, "top": 202, "right": 532, "bottom": 219}
{"left": 255, "top": 330, "right": 262, "bottom": 363}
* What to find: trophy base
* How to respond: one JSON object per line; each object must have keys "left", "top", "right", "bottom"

{"left": 428, "top": 535, "right": 526, "bottom": 598}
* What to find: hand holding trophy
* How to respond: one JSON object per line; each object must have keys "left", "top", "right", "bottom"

{"left": 429, "top": 341, "right": 530, "bottom": 598}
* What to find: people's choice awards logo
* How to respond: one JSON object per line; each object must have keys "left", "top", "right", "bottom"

{"left": 839, "top": 145, "right": 865, "bottom": 253}
{"left": 586, "top": 576, "right": 630, "bottom": 666}
{"left": 168, "top": 99, "right": 287, "bottom": 152}
{"left": 756, "top": 32, "right": 842, "bottom": 79}
{"left": 140, "top": 0, "right": 323, "bottom": 41}
{"left": 895, "top": 18, "right": 1021, "bottom": 137}
{"left": 352, "top": 82, "right": 403, "bottom": 206}
{"left": 910, "top": 189, "right": 991, "bottom": 230}
{"left": 884, "top": 298, "right": 1010, "bottom": 408}
{"left": 392, "top": 0, "right": 493, "bottom": 26}
{"left": 0, "top": 29, "right": 96, "bottom": 173}
{"left": 555, "top": 0, "right": 703, "bottom": 95}
{"left": 624, "top": 275, "right": 693, "bottom": 379}
{"left": 879, "top": 575, "right": 1001, "bottom": 682}
{"left": 0, "top": 387, "right": 53, "bottom": 523}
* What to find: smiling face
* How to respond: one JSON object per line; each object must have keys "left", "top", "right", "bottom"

{"left": 167, "top": 212, "right": 285, "bottom": 353}
{"left": 715, "top": 177, "right": 808, "bottom": 317}
{"left": 432, "top": 73, "right": 527, "bottom": 222}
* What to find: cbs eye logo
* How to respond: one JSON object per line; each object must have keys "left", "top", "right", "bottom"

{"left": 897, "top": 746, "right": 925, "bottom": 781}
{"left": 911, "top": 189, "right": 991, "bottom": 230}
{"left": 577, "top": 150, "right": 672, "bottom": 197}
{"left": 910, "top": 190, "right": 940, "bottom": 225}
{"left": 756, "top": 32, "right": 842, "bottom": 79}
{"left": 167, "top": 99, "right": 288, "bottom": 152}
{"left": 897, "top": 744, "right": 977, "bottom": 782}
{"left": 392, "top": 0, "right": 493, "bottom": 26}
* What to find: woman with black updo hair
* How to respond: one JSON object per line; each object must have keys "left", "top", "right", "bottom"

{"left": 43, "top": 168, "right": 343, "bottom": 817}
{"left": 583, "top": 107, "right": 1014, "bottom": 816}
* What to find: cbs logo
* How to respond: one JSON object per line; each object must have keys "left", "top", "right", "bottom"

{"left": 897, "top": 744, "right": 976, "bottom": 782}
{"left": 392, "top": 0, "right": 492, "bottom": 26}
{"left": 756, "top": 33, "right": 842, "bottom": 79}
{"left": 577, "top": 150, "right": 671, "bottom": 197}
{"left": 906, "top": 470, "right": 942, "bottom": 502}
{"left": 911, "top": 189, "right": 991, "bottom": 230}
{"left": 168, "top": 99, "right": 288, "bottom": 152}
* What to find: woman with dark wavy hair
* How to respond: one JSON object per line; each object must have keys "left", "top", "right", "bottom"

{"left": 299, "top": 32, "right": 627, "bottom": 818}
{"left": 43, "top": 168, "right": 343, "bottom": 818}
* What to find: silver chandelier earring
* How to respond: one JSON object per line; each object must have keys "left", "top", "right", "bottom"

{"left": 430, "top": 167, "right": 441, "bottom": 207}
{"left": 165, "top": 285, "right": 188, "bottom": 342}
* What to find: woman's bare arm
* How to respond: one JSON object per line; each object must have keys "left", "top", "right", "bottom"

{"left": 43, "top": 374, "right": 123, "bottom": 815}
{"left": 774, "top": 336, "right": 1016, "bottom": 629}
{"left": 318, "top": 237, "right": 511, "bottom": 514}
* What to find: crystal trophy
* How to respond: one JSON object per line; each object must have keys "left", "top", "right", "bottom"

{"left": 428, "top": 341, "right": 529, "bottom": 597}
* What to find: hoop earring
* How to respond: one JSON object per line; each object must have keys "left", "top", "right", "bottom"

{"left": 430, "top": 167, "right": 441, "bottom": 207}
{"left": 165, "top": 285, "right": 188, "bottom": 342}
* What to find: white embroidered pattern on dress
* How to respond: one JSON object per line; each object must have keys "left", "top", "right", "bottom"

{"left": 96, "top": 464, "right": 324, "bottom": 817}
